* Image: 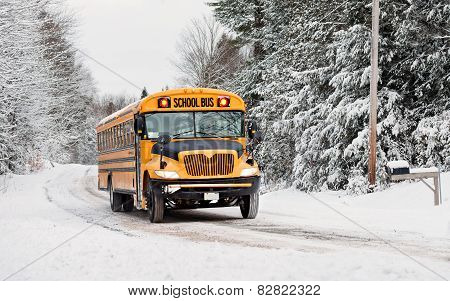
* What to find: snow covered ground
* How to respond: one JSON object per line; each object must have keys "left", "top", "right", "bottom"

{"left": 0, "top": 164, "right": 449, "bottom": 280}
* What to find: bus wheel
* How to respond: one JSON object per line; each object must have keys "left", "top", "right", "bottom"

{"left": 240, "top": 192, "right": 259, "bottom": 219}
{"left": 109, "top": 177, "right": 122, "bottom": 212}
{"left": 122, "top": 196, "right": 134, "bottom": 212}
{"left": 147, "top": 184, "right": 164, "bottom": 223}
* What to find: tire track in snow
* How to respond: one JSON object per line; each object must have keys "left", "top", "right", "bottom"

{"left": 43, "top": 168, "right": 136, "bottom": 237}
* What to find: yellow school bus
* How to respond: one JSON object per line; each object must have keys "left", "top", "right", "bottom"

{"left": 96, "top": 88, "right": 261, "bottom": 223}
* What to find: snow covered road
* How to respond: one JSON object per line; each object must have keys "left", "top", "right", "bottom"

{"left": 1, "top": 164, "right": 450, "bottom": 280}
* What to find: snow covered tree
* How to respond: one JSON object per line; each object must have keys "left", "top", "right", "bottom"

{"left": 209, "top": 0, "right": 268, "bottom": 109}
{"left": 37, "top": 8, "right": 97, "bottom": 164}
{"left": 413, "top": 111, "right": 450, "bottom": 169}
{"left": 212, "top": 0, "right": 450, "bottom": 192}
{"left": 0, "top": 0, "right": 97, "bottom": 174}
{"left": 0, "top": 0, "right": 49, "bottom": 174}
{"left": 141, "top": 87, "right": 148, "bottom": 99}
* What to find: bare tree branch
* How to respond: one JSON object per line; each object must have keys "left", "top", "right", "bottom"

{"left": 172, "top": 16, "right": 244, "bottom": 88}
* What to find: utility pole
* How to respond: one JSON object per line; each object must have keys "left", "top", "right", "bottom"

{"left": 368, "top": 0, "right": 380, "bottom": 188}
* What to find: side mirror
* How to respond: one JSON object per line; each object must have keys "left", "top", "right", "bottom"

{"left": 254, "top": 131, "right": 263, "bottom": 144}
{"left": 134, "top": 115, "right": 145, "bottom": 136}
{"left": 247, "top": 120, "right": 258, "bottom": 139}
{"left": 157, "top": 134, "right": 171, "bottom": 145}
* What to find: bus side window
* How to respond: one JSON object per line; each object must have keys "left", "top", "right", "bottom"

{"left": 131, "top": 121, "right": 134, "bottom": 144}
{"left": 126, "top": 122, "right": 131, "bottom": 145}
{"left": 118, "top": 125, "right": 121, "bottom": 148}
{"left": 125, "top": 123, "right": 128, "bottom": 146}
{"left": 120, "top": 123, "right": 125, "bottom": 147}
{"left": 126, "top": 122, "right": 130, "bottom": 145}
{"left": 113, "top": 126, "right": 117, "bottom": 149}
{"left": 128, "top": 121, "right": 132, "bottom": 145}
{"left": 116, "top": 124, "right": 122, "bottom": 148}
{"left": 123, "top": 123, "right": 127, "bottom": 146}
{"left": 117, "top": 124, "right": 120, "bottom": 148}
{"left": 121, "top": 124, "right": 124, "bottom": 147}
{"left": 118, "top": 124, "right": 121, "bottom": 148}
{"left": 110, "top": 127, "right": 113, "bottom": 150}
{"left": 124, "top": 123, "right": 127, "bottom": 145}
{"left": 101, "top": 131, "right": 104, "bottom": 151}
{"left": 108, "top": 128, "right": 111, "bottom": 150}
{"left": 117, "top": 125, "right": 120, "bottom": 148}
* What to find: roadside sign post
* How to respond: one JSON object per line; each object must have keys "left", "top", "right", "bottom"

{"left": 368, "top": 0, "right": 380, "bottom": 189}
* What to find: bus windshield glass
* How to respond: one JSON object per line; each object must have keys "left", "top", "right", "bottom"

{"left": 145, "top": 111, "right": 244, "bottom": 139}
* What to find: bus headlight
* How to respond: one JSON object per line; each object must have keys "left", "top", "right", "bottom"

{"left": 155, "top": 170, "right": 180, "bottom": 179}
{"left": 240, "top": 167, "right": 258, "bottom": 177}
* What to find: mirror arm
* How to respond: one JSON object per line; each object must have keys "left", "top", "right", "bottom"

{"left": 159, "top": 144, "right": 167, "bottom": 169}
{"left": 246, "top": 140, "right": 256, "bottom": 166}
{"left": 157, "top": 134, "right": 171, "bottom": 169}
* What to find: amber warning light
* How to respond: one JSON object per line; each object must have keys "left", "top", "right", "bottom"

{"left": 217, "top": 96, "right": 230, "bottom": 107}
{"left": 158, "top": 97, "right": 171, "bottom": 108}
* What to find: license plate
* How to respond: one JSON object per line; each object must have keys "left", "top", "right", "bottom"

{"left": 204, "top": 193, "right": 219, "bottom": 201}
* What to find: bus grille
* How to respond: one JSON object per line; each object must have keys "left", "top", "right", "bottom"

{"left": 184, "top": 154, "right": 234, "bottom": 177}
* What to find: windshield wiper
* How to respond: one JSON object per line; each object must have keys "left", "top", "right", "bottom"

{"left": 172, "top": 130, "right": 194, "bottom": 138}
{"left": 196, "top": 131, "right": 220, "bottom": 138}
{"left": 171, "top": 130, "right": 224, "bottom": 139}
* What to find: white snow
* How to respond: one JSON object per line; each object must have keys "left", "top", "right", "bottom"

{"left": 386, "top": 160, "right": 410, "bottom": 169}
{"left": 1, "top": 164, "right": 449, "bottom": 280}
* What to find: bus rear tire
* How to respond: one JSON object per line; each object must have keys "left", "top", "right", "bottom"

{"left": 109, "top": 177, "right": 122, "bottom": 212}
{"left": 122, "top": 196, "right": 134, "bottom": 212}
{"left": 147, "top": 185, "right": 164, "bottom": 223}
{"left": 240, "top": 192, "right": 259, "bottom": 219}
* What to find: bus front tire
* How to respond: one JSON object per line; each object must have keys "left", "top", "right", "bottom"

{"left": 240, "top": 192, "right": 259, "bottom": 219}
{"left": 147, "top": 186, "right": 164, "bottom": 223}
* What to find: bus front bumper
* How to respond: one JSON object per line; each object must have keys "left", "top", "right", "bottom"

{"left": 150, "top": 176, "right": 260, "bottom": 199}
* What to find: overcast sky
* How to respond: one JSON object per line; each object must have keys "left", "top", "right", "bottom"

{"left": 66, "top": 0, "right": 212, "bottom": 97}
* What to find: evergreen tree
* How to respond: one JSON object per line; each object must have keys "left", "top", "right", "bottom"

{"left": 141, "top": 87, "right": 148, "bottom": 98}
{"left": 209, "top": 0, "right": 268, "bottom": 109}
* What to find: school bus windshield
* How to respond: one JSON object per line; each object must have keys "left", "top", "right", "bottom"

{"left": 144, "top": 111, "right": 244, "bottom": 139}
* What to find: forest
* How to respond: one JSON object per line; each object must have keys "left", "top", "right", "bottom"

{"left": 1, "top": 0, "right": 449, "bottom": 193}
{"left": 0, "top": 0, "right": 136, "bottom": 174}
{"left": 207, "top": 0, "right": 450, "bottom": 192}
